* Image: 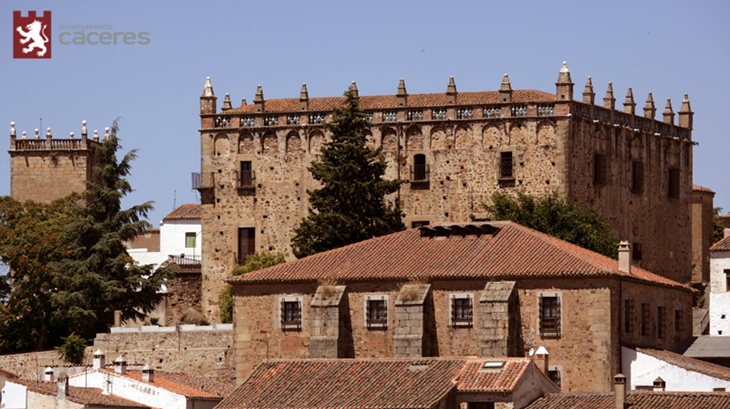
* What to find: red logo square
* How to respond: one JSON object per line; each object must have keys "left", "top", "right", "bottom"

{"left": 13, "top": 10, "right": 52, "bottom": 59}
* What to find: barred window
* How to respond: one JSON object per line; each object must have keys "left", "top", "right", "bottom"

{"left": 264, "top": 116, "right": 278, "bottom": 126}
{"left": 538, "top": 104, "right": 554, "bottom": 116}
{"left": 631, "top": 161, "right": 644, "bottom": 193}
{"left": 483, "top": 106, "right": 501, "bottom": 118}
{"left": 657, "top": 305, "right": 666, "bottom": 340}
{"left": 641, "top": 302, "right": 649, "bottom": 336}
{"left": 624, "top": 298, "right": 634, "bottom": 334}
{"left": 511, "top": 105, "right": 527, "bottom": 117}
{"left": 366, "top": 298, "right": 388, "bottom": 328}
{"left": 450, "top": 294, "right": 473, "bottom": 327}
{"left": 457, "top": 107, "right": 473, "bottom": 119}
{"left": 407, "top": 110, "right": 423, "bottom": 121}
{"left": 411, "top": 154, "right": 429, "bottom": 184}
{"left": 280, "top": 299, "right": 302, "bottom": 329}
{"left": 287, "top": 114, "right": 300, "bottom": 125}
{"left": 309, "top": 113, "right": 326, "bottom": 125}
{"left": 383, "top": 111, "right": 397, "bottom": 122}
{"left": 240, "top": 116, "right": 255, "bottom": 127}
{"left": 594, "top": 154, "right": 607, "bottom": 185}
{"left": 432, "top": 108, "right": 447, "bottom": 120}
{"left": 668, "top": 168, "right": 680, "bottom": 198}
{"left": 500, "top": 152, "right": 514, "bottom": 179}
{"left": 548, "top": 366, "right": 562, "bottom": 389}
{"left": 539, "top": 295, "right": 561, "bottom": 338}
{"left": 726, "top": 270, "right": 730, "bottom": 292}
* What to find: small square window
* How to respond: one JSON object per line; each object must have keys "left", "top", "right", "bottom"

{"left": 450, "top": 294, "right": 473, "bottom": 327}
{"left": 279, "top": 297, "right": 302, "bottom": 330}
{"left": 366, "top": 296, "right": 388, "bottom": 329}
{"left": 185, "top": 232, "right": 196, "bottom": 248}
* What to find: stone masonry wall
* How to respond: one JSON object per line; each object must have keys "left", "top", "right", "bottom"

{"left": 691, "top": 189, "right": 715, "bottom": 283}
{"left": 10, "top": 150, "right": 93, "bottom": 203}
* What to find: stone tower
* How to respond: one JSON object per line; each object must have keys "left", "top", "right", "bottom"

{"left": 9, "top": 121, "right": 103, "bottom": 203}
{"left": 197, "top": 63, "right": 694, "bottom": 322}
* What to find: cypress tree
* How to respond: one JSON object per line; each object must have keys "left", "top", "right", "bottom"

{"left": 291, "top": 89, "right": 404, "bottom": 258}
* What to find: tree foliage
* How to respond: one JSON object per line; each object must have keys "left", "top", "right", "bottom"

{"left": 483, "top": 191, "right": 619, "bottom": 258}
{"left": 714, "top": 207, "right": 725, "bottom": 245}
{"left": 55, "top": 333, "right": 86, "bottom": 364}
{"left": 219, "top": 252, "right": 285, "bottom": 323}
{"left": 291, "top": 89, "right": 404, "bottom": 258}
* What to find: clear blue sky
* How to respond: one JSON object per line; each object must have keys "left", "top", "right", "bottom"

{"left": 2, "top": 1, "right": 728, "bottom": 226}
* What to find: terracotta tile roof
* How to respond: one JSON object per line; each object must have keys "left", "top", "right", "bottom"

{"left": 637, "top": 348, "right": 730, "bottom": 381}
{"left": 8, "top": 378, "right": 150, "bottom": 408}
{"left": 226, "top": 89, "right": 556, "bottom": 114}
{"left": 216, "top": 357, "right": 537, "bottom": 409}
{"left": 0, "top": 367, "right": 18, "bottom": 378}
{"left": 96, "top": 368, "right": 230, "bottom": 399}
{"left": 525, "top": 391, "right": 730, "bottom": 409}
{"left": 692, "top": 185, "right": 715, "bottom": 193}
{"left": 230, "top": 222, "right": 689, "bottom": 291}
{"left": 163, "top": 203, "right": 202, "bottom": 220}
{"left": 711, "top": 235, "right": 730, "bottom": 251}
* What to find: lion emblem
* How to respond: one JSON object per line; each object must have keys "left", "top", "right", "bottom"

{"left": 16, "top": 20, "right": 49, "bottom": 57}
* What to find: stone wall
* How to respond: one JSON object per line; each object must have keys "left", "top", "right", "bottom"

{"left": 165, "top": 273, "right": 203, "bottom": 326}
{"left": 691, "top": 189, "right": 715, "bottom": 283}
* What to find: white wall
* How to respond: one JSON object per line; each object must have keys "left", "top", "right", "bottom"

{"left": 2, "top": 381, "right": 27, "bottom": 409}
{"left": 160, "top": 219, "right": 201, "bottom": 258}
{"left": 710, "top": 250, "right": 730, "bottom": 335}
{"left": 622, "top": 347, "right": 730, "bottom": 391}
{"left": 69, "top": 370, "right": 189, "bottom": 409}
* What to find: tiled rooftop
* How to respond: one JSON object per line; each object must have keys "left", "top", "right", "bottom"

{"left": 525, "top": 391, "right": 730, "bottom": 409}
{"left": 226, "top": 89, "right": 556, "bottom": 114}
{"left": 216, "top": 357, "right": 541, "bottom": 409}
{"left": 85, "top": 368, "right": 232, "bottom": 399}
{"left": 711, "top": 235, "right": 730, "bottom": 251}
{"left": 230, "top": 222, "right": 689, "bottom": 291}
{"left": 692, "top": 184, "right": 715, "bottom": 193}
{"left": 8, "top": 378, "right": 150, "bottom": 408}
{"left": 163, "top": 203, "right": 202, "bottom": 220}
{"left": 637, "top": 348, "right": 730, "bottom": 382}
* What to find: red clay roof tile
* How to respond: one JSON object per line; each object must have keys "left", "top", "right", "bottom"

{"left": 163, "top": 204, "right": 202, "bottom": 220}
{"left": 96, "top": 368, "right": 232, "bottom": 399}
{"left": 711, "top": 235, "right": 730, "bottom": 251}
{"left": 525, "top": 391, "right": 730, "bottom": 409}
{"left": 8, "top": 378, "right": 150, "bottom": 408}
{"left": 692, "top": 185, "right": 715, "bottom": 193}
{"left": 637, "top": 348, "right": 730, "bottom": 382}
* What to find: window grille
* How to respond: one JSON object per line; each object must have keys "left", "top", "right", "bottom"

{"left": 623, "top": 115, "right": 630, "bottom": 127}
{"left": 680, "top": 129, "right": 688, "bottom": 140}
{"left": 614, "top": 113, "right": 622, "bottom": 126}
{"left": 432, "top": 108, "right": 447, "bottom": 120}
{"left": 457, "top": 107, "right": 473, "bottom": 119}
{"left": 264, "top": 116, "right": 278, "bottom": 126}
{"left": 624, "top": 298, "right": 634, "bottom": 334}
{"left": 668, "top": 168, "right": 680, "bottom": 197}
{"left": 215, "top": 116, "right": 232, "bottom": 128}
{"left": 581, "top": 105, "right": 589, "bottom": 119}
{"left": 240, "top": 116, "right": 255, "bottom": 127}
{"left": 539, "top": 295, "right": 560, "bottom": 338}
{"left": 483, "top": 106, "right": 501, "bottom": 118}
{"left": 594, "top": 154, "right": 607, "bottom": 185}
{"left": 643, "top": 120, "right": 651, "bottom": 133}
{"left": 407, "top": 110, "right": 423, "bottom": 121}
{"left": 366, "top": 299, "right": 387, "bottom": 327}
{"left": 631, "top": 161, "right": 644, "bottom": 193}
{"left": 601, "top": 110, "right": 609, "bottom": 123}
{"left": 593, "top": 108, "right": 600, "bottom": 122}
{"left": 538, "top": 104, "right": 554, "bottom": 116}
{"left": 287, "top": 115, "right": 300, "bottom": 125}
{"left": 237, "top": 161, "right": 255, "bottom": 190}
{"left": 511, "top": 105, "right": 527, "bottom": 117}
{"left": 309, "top": 113, "right": 326, "bottom": 125}
{"left": 500, "top": 152, "right": 514, "bottom": 180}
{"left": 641, "top": 302, "right": 649, "bottom": 336}
{"left": 451, "top": 297, "right": 473, "bottom": 326}
{"left": 281, "top": 300, "right": 302, "bottom": 328}
{"left": 657, "top": 306, "right": 666, "bottom": 340}
{"left": 238, "top": 228, "right": 255, "bottom": 266}
{"left": 383, "top": 111, "right": 397, "bottom": 122}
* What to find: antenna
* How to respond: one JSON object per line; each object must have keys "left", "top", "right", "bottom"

{"left": 39, "top": 116, "right": 42, "bottom": 132}
{"left": 173, "top": 190, "right": 177, "bottom": 210}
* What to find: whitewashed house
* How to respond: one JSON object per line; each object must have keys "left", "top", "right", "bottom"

{"left": 622, "top": 347, "right": 730, "bottom": 391}
{"left": 710, "top": 236, "right": 730, "bottom": 336}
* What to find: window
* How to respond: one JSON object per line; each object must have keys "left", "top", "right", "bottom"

{"left": 411, "top": 221, "right": 430, "bottom": 228}
{"left": 237, "top": 228, "right": 255, "bottom": 265}
{"left": 631, "top": 161, "right": 644, "bottom": 193}
{"left": 594, "top": 154, "right": 607, "bottom": 185}
{"left": 548, "top": 366, "right": 562, "bottom": 389}
{"left": 624, "top": 297, "right": 634, "bottom": 334}
{"left": 412, "top": 154, "right": 428, "bottom": 184}
{"left": 725, "top": 269, "right": 730, "bottom": 291}
{"left": 185, "top": 232, "right": 196, "bottom": 248}
{"left": 640, "top": 302, "right": 649, "bottom": 336}
{"left": 279, "top": 296, "right": 302, "bottom": 329}
{"left": 450, "top": 294, "right": 473, "bottom": 327}
{"left": 674, "top": 308, "right": 682, "bottom": 334}
{"left": 657, "top": 305, "right": 666, "bottom": 340}
{"left": 668, "top": 168, "right": 680, "bottom": 197}
{"left": 539, "top": 293, "right": 561, "bottom": 338}
{"left": 239, "top": 161, "right": 254, "bottom": 189}
{"left": 632, "top": 243, "right": 642, "bottom": 261}
{"left": 366, "top": 296, "right": 388, "bottom": 328}
{"left": 500, "top": 152, "right": 514, "bottom": 179}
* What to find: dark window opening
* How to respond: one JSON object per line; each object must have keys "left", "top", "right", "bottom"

{"left": 500, "top": 152, "right": 514, "bottom": 179}
{"left": 411, "top": 221, "right": 430, "bottom": 228}
{"left": 641, "top": 302, "right": 649, "bottom": 336}
{"left": 725, "top": 270, "right": 730, "bottom": 292}
{"left": 668, "top": 168, "right": 680, "bottom": 197}
{"left": 548, "top": 368, "right": 561, "bottom": 389}
{"left": 631, "top": 161, "right": 644, "bottom": 193}
{"left": 280, "top": 300, "right": 301, "bottom": 328}
{"left": 539, "top": 295, "right": 561, "bottom": 338}
{"left": 237, "top": 228, "right": 255, "bottom": 265}
{"left": 411, "top": 154, "right": 429, "bottom": 186}
{"left": 594, "top": 154, "right": 607, "bottom": 185}
{"left": 367, "top": 299, "right": 387, "bottom": 327}
{"left": 632, "top": 243, "right": 642, "bottom": 261}
{"left": 624, "top": 298, "right": 634, "bottom": 334}
{"left": 452, "top": 297, "right": 473, "bottom": 326}
{"left": 238, "top": 161, "right": 255, "bottom": 189}
{"left": 657, "top": 306, "right": 666, "bottom": 340}
{"left": 674, "top": 309, "right": 682, "bottom": 334}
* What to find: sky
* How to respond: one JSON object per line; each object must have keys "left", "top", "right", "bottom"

{"left": 1, "top": 1, "right": 728, "bottom": 226}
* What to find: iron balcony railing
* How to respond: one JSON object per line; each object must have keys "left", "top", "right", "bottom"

{"left": 168, "top": 254, "right": 201, "bottom": 272}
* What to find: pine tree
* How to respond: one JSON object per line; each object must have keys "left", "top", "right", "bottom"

{"left": 291, "top": 89, "right": 404, "bottom": 258}
{"left": 49, "top": 121, "right": 175, "bottom": 339}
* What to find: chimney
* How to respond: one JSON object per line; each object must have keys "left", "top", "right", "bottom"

{"left": 614, "top": 373, "right": 626, "bottom": 409}
{"left": 643, "top": 93, "right": 656, "bottom": 119}
{"left": 114, "top": 355, "right": 127, "bottom": 374}
{"left": 56, "top": 373, "right": 69, "bottom": 400}
{"left": 618, "top": 241, "right": 630, "bottom": 273}
{"left": 44, "top": 366, "right": 54, "bottom": 382}
{"left": 349, "top": 81, "right": 359, "bottom": 98}
{"left": 534, "top": 346, "right": 549, "bottom": 376}
{"left": 142, "top": 364, "right": 154, "bottom": 382}
{"left": 653, "top": 376, "right": 666, "bottom": 391}
{"left": 623, "top": 88, "right": 636, "bottom": 115}
{"left": 114, "top": 310, "right": 122, "bottom": 328}
{"left": 678, "top": 94, "right": 693, "bottom": 130}
{"left": 93, "top": 349, "right": 105, "bottom": 370}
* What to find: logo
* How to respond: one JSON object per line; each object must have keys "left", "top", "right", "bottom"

{"left": 13, "top": 10, "right": 51, "bottom": 59}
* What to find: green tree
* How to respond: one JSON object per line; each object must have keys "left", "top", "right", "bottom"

{"left": 219, "top": 252, "right": 285, "bottom": 323}
{"left": 713, "top": 207, "right": 725, "bottom": 244}
{"left": 0, "top": 195, "right": 76, "bottom": 352}
{"left": 483, "top": 191, "right": 619, "bottom": 258}
{"left": 291, "top": 89, "right": 404, "bottom": 258}
{"left": 55, "top": 333, "right": 86, "bottom": 364}
{"left": 49, "top": 122, "right": 176, "bottom": 340}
